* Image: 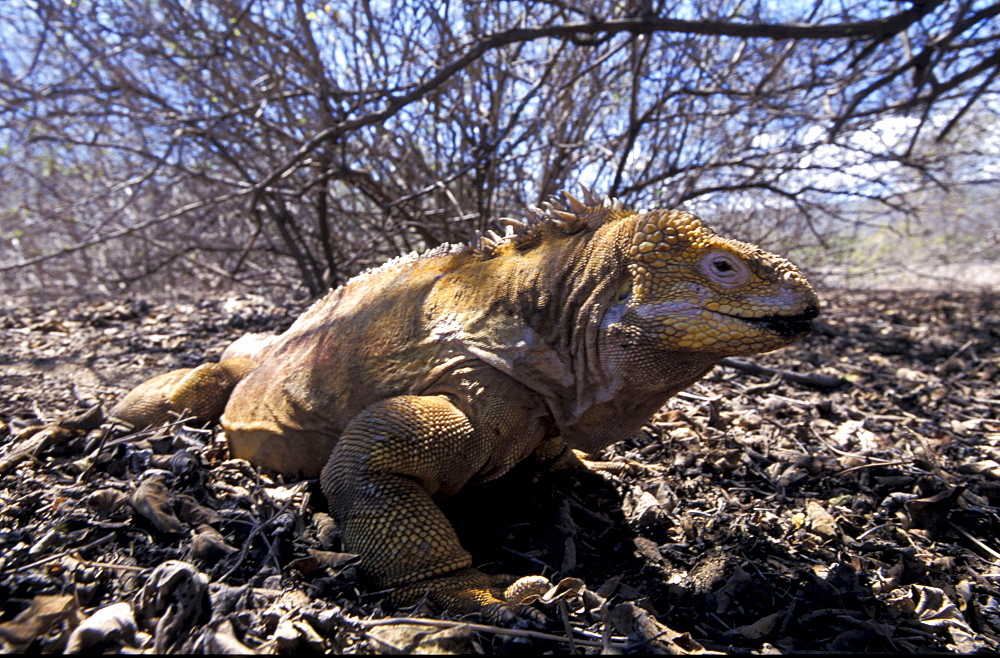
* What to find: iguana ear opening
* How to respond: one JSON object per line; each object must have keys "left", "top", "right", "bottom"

{"left": 615, "top": 278, "right": 633, "bottom": 302}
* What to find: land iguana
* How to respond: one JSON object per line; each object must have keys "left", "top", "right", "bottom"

{"left": 111, "top": 191, "right": 820, "bottom": 623}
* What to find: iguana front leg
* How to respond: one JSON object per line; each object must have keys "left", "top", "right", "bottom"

{"left": 319, "top": 394, "right": 548, "bottom": 623}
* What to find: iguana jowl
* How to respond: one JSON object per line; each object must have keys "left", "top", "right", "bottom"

{"left": 112, "top": 192, "right": 819, "bottom": 622}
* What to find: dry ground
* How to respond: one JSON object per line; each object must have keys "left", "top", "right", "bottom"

{"left": 1, "top": 288, "right": 999, "bottom": 653}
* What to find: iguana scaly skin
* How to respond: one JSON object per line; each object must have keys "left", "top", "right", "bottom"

{"left": 111, "top": 192, "right": 819, "bottom": 622}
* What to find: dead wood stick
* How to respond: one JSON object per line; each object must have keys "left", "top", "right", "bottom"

{"left": 720, "top": 358, "right": 848, "bottom": 392}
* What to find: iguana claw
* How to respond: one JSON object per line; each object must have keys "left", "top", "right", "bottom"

{"left": 392, "top": 569, "right": 550, "bottom": 626}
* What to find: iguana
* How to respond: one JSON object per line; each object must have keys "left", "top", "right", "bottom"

{"left": 111, "top": 192, "right": 819, "bottom": 623}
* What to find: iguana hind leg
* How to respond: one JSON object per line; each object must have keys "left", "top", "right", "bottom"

{"left": 110, "top": 358, "right": 257, "bottom": 429}
{"left": 320, "top": 394, "right": 548, "bottom": 623}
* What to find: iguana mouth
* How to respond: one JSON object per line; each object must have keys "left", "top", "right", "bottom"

{"left": 734, "top": 306, "right": 819, "bottom": 339}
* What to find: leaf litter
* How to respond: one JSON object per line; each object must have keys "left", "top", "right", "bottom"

{"left": 1, "top": 288, "right": 998, "bottom": 653}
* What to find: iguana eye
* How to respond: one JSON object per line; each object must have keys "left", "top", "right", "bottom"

{"left": 701, "top": 252, "right": 749, "bottom": 286}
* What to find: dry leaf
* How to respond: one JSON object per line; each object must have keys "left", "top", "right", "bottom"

{"left": 130, "top": 474, "right": 185, "bottom": 535}
{"left": 196, "top": 619, "right": 257, "bottom": 654}
{"left": 364, "top": 623, "right": 480, "bottom": 654}
{"left": 957, "top": 461, "right": 1000, "bottom": 479}
{"left": 831, "top": 420, "right": 879, "bottom": 453}
{"left": 0, "top": 594, "right": 80, "bottom": 648}
{"left": 804, "top": 501, "right": 839, "bottom": 540}
{"left": 904, "top": 487, "right": 963, "bottom": 537}
{"left": 609, "top": 602, "right": 709, "bottom": 654}
{"left": 86, "top": 488, "right": 129, "bottom": 516}
{"left": 728, "top": 610, "right": 783, "bottom": 640}
{"left": 714, "top": 565, "right": 752, "bottom": 615}
{"left": 288, "top": 549, "right": 360, "bottom": 577}
{"left": 137, "top": 560, "right": 211, "bottom": 653}
{"left": 65, "top": 602, "right": 139, "bottom": 653}
{"left": 189, "top": 524, "right": 238, "bottom": 561}
{"left": 912, "top": 585, "right": 987, "bottom": 653}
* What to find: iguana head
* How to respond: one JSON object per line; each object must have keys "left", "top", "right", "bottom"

{"left": 611, "top": 207, "right": 819, "bottom": 357}
{"left": 477, "top": 191, "right": 818, "bottom": 361}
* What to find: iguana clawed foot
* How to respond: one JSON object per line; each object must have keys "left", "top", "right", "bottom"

{"left": 548, "top": 445, "right": 665, "bottom": 478}
{"left": 392, "top": 568, "right": 550, "bottom": 626}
